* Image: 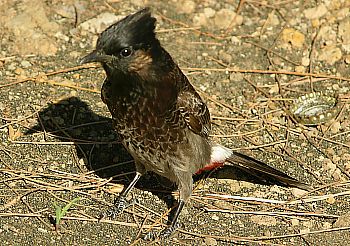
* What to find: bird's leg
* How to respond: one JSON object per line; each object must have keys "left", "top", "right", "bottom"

{"left": 103, "top": 172, "right": 142, "bottom": 219}
{"left": 158, "top": 199, "right": 185, "bottom": 238}
{"left": 143, "top": 199, "right": 185, "bottom": 240}
{"left": 153, "top": 171, "right": 192, "bottom": 238}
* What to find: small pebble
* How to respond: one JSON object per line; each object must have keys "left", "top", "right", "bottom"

{"left": 21, "top": 60, "right": 31, "bottom": 67}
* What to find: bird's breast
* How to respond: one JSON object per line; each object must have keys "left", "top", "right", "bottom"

{"left": 105, "top": 88, "right": 184, "bottom": 154}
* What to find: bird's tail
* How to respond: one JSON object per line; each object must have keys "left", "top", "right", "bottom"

{"left": 211, "top": 144, "right": 312, "bottom": 191}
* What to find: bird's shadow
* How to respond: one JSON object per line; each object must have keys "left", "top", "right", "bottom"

{"left": 26, "top": 96, "right": 168, "bottom": 187}
{"left": 26, "top": 97, "right": 178, "bottom": 214}
{"left": 26, "top": 97, "right": 278, "bottom": 224}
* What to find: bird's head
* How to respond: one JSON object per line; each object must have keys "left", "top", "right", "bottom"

{"left": 80, "top": 8, "right": 160, "bottom": 77}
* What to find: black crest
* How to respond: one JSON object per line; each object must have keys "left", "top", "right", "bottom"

{"left": 96, "top": 8, "right": 158, "bottom": 55}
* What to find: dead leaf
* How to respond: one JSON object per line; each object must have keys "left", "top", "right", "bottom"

{"left": 8, "top": 125, "right": 23, "bottom": 141}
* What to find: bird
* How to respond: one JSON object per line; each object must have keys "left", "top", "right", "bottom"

{"left": 80, "top": 8, "right": 310, "bottom": 238}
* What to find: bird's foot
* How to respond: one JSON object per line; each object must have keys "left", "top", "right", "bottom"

{"left": 158, "top": 224, "right": 179, "bottom": 238}
{"left": 143, "top": 223, "right": 180, "bottom": 241}
{"left": 100, "top": 196, "right": 133, "bottom": 220}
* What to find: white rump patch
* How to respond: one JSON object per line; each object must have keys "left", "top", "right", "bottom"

{"left": 210, "top": 144, "right": 233, "bottom": 164}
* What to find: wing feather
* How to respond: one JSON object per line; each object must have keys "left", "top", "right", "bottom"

{"left": 176, "top": 89, "right": 211, "bottom": 137}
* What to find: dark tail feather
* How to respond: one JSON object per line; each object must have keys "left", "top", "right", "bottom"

{"left": 226, "top": 151, "right": 312, "bottom": 191}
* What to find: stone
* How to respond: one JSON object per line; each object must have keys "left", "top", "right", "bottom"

{"left": 304, "top": 4, "right": 328, "bottom": 19}
{"left": 317, "top": 46, "right": 342, "bottom": 65}
{"left": 322, "top": 158, "right": 336, "bottom": 174}
{"left": 214, "top": 9, "right": 243, "bottom": 28}
{"left": 21, "top": 60, "right": 31, "bottom": 68}
{"left": 203, "top": 7, "right": 216, "bottom": 18}
{"left": 334, "top": 211, "right": 350, "bottom": 227}
{"left": 338, "top": 19, "right": 350, "bottom": 44}
{"left": 193, "top": 13, "right": 208, "bottom": 27}
{"left": 280, "top": 28, "right": 305, "bottom": 48}
{"left": 250, "top": 215, "right": 277, "bottom": 226}
{"left": 219, "top": 50, "right": 232, "bottom": 64}
{"left": 267, "top": 11, "right": 280, "bottom": 26}
{"left": 176, "top": 0, "right": 196, "bottom": 14}
{"left": 291, "top": 188, "right": 308, "bottom": 197}
{"left": 204, "top": 237, "right": 218, "bottom": 245}
{"left": 80, "top": 13, "right": 121, "bottom": 34}
{"left": 301, "top": 57, "right": 310, "bottom": 66}
{"left": 4, "top": 0, "right": 60, "bottom": 55}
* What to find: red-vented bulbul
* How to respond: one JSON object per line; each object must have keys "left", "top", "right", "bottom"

{"left": 80, "top": 8, "right": 310, "bottom": 238}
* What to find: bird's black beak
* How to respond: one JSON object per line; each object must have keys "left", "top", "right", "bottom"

{"left": 80, "top": 50, "right": 113, "bottom": 64}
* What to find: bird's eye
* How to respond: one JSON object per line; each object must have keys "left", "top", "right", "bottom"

{"left": 120, "top": 47, "right": 133, "bottom": 57}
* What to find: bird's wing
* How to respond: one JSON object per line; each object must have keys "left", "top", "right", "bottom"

{"left": 175, "top": 89, "right": 211, "bottom": 137}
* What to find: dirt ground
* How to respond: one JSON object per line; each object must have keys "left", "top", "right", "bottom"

{"left": 1, "top": 0, "right": 350, "bottom": 245}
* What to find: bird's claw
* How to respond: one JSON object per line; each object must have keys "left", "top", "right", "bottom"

{"left": 100, "top": 196, "right": 129, "bottom": 220}
{"left": 142, "top": 231, "right": 156, "bottom": 241}
{"left": 158, "top": 226, "right": 176, "bottom": 238}
{"left": 143, "top": 223, "right": 179, "bottom": 241}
